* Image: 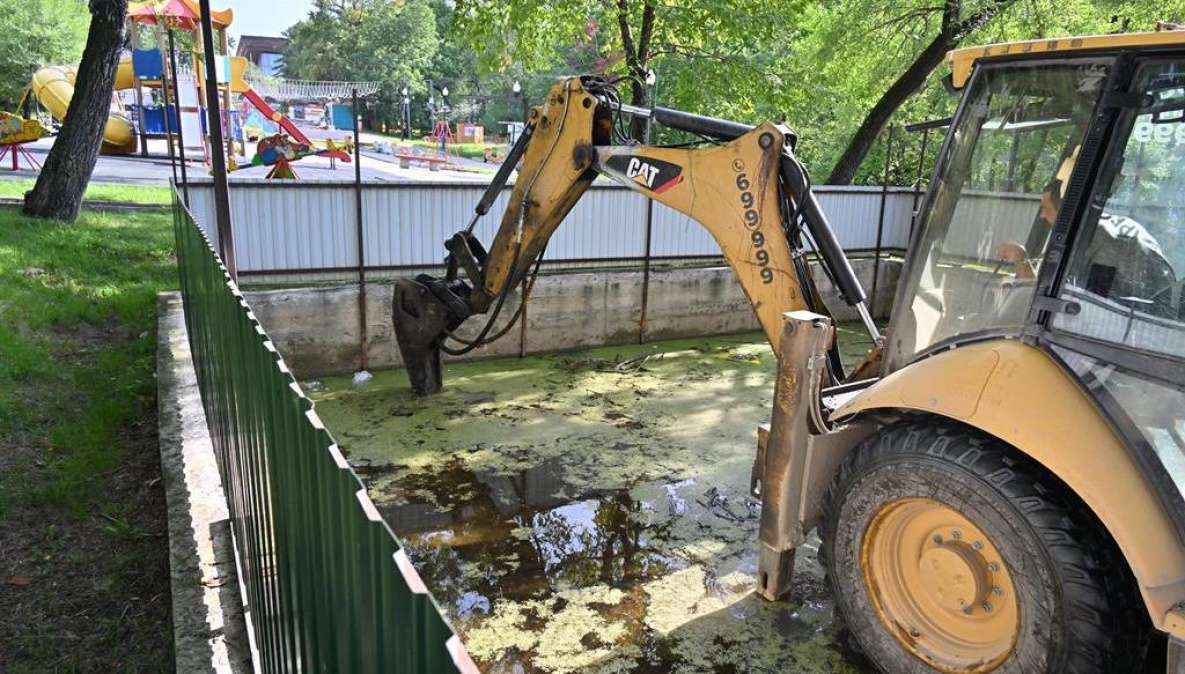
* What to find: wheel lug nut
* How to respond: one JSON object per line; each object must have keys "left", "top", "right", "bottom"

{"left": 988, "top": 562, "right": 1000, "bottom": 572}
{"left": 982, "top": 600, "right": 993, "bottom": 612}
{"left": 909, "top": 628, "right": 921, "bottom": 638}
{"left": 992, "top": 585, "right": 1003, "bottom": 596}
{"left": 973, "top": 540, "right": 984, "bottom": 551}
{"left": 951, "top": 530, "right": 962, "bottom": 540}
{"left": 932, "top": 534, "right": 943, "bottom": 544}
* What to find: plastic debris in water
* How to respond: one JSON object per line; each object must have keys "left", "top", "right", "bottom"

{"left": 352, "top": 371, "right": 373, "bottom": 387}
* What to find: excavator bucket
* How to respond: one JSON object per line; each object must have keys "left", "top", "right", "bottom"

{"left": 391, "top": 275, "right": 472, "bottom": 395}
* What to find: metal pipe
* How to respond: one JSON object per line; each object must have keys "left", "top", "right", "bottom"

{"left": 353, "top": 89, "right": 367, "bottom": 372}
{"left": 167, "top": 29, "right": 190, "bottom": 208}
{"left": 159, "top": 35, "right": 179, "bottom": 191}
{"left": 611, "top": 102, "right": 755, "bottom": 141}
{"left": 519, "top": 276, "right": 529, "bottom": 357}
{"left": 910, "top": 128, "right": 930, "bottom": 237}
{"left": 855, "top": 301, "right": 882, "bottom": 344}
{"left": 872, "top": 125, "right": 893, "bottom": 313}
{"left": 470, "top": 121, "right": 535, "bottom": 224}
{"left": 639, "top": 199, "right": 654, "bottom": 343}
{"left": 199, "top": 0, "right": 235, "bottom": 278}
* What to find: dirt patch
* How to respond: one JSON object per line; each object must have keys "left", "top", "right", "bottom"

{"left": 0, "top": 325, "right": 173, "bottom": 671}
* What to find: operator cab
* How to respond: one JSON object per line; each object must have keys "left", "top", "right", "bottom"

{"left": 887, "top": 28, "right": 1185, "bottom": 535}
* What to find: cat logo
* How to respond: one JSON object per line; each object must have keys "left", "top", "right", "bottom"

{"left": 626, "top": 158, "right": 660, "bottom": 188}
{"left": 606, "top": 154, "right": 684, "bottom": 194}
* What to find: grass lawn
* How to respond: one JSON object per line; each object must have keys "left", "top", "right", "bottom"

{"left": 0, "top": 179, "right": 172, "bottom": 205}
{"left": 0, "top": 205, "right": 176, "bottom": 670}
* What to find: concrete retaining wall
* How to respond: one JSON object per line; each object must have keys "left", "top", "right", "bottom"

{"left": 246, "top": 258, "right": 901, "bottom": 378}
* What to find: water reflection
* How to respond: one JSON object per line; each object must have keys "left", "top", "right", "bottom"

{"left": 370, "top": 455, "right": 864, "bottom": 673}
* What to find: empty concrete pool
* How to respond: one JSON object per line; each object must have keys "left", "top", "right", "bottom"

{"left": 308, "top": 331, "right": 874, "bottom": 673}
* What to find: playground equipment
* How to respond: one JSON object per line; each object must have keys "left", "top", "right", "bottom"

{"left": 19, "top": 1, "right": 371, "bottom": 175}
{"left": 0, "top": 111, "right": 46, "bottom": 171}
{"left": 19, "top": 1, "right": 233, "bottom": 158}
{"left": 428, "top": 120, "right": 461, "bottom": 168}
{"left": 126, "top": 0, "right": 236, "bottom": 160}
{"left": 238, "top": 87, "right": 351, "bottom": 174}
{"left": 248, "top": 132, "right": 351, "bottom": 179}
{"left": 26, "top": 57, "right": 138, "bottom": 155}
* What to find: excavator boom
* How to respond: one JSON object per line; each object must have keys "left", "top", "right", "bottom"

{"left": 392, "top": 76, "right": 879, "bottom": 395}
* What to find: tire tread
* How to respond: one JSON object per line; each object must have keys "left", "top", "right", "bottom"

{"left": 818, "top": 419, "right": 1148, "bottom": 673}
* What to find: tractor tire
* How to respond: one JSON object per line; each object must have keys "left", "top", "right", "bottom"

{"left": 818, "top": 421, "right": 1147, "bottom": 673}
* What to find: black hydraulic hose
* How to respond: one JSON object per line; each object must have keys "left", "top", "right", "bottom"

{"left": 650, "top": 107, "right": 755, "bottom": 141}
{"left": 440, "top": 242, "right": 523, "bottom": 356}
{"left": 779, "top": 153, "right": 867, "bottom": 307}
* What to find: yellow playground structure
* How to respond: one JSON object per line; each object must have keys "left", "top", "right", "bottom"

{"left": 27, "top": 59, "right": 139, "bottom": 155}
{"left": 18, "top": 0, "right": 236, "bottom": 158}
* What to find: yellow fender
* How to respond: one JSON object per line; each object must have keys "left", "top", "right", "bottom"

{"left": 834, "top": 339, "right": 1185, "bottom": 634}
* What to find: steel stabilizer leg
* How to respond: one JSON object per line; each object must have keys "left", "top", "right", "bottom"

{"left": 757, "top": 545, "right": 797, "bottom": 601}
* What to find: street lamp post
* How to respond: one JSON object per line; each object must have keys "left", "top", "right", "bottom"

{"left": 513, "top": 80, "right": 527, "bottom": 124}
{"left": 401, "top": 84, "right": 411, "bottom": 140}
{"left": 644, "top": 69, "right": 658, "bottom": 143}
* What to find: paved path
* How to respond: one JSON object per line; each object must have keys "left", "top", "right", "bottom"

{"left": 0, "top": 136, "right": 503, "bottom": 187}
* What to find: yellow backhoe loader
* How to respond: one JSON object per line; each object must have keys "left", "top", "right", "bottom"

{"left": 391, "top": 27, "right": 1185, "bottom": 673}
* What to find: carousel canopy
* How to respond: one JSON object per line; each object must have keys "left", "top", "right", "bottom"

{"left": 128, "top": 0, "right": 233, "bottom": 30}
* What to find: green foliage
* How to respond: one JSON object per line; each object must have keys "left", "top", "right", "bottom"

{"left": 451, "top": 0, "right": 1185, "bottom": 182}
{"left": 283, "top": 0, "right": 441, "bottom": 128}
{"left": 0, "top": 0, "right": 90, "bottom": 108}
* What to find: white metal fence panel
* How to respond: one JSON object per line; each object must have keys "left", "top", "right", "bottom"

{"left": 180, "top": 180, "right": 919, "bottom": 275}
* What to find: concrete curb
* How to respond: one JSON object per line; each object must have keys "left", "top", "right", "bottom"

{"left": 157, "top": 292, "right": 253, "bottom": 673}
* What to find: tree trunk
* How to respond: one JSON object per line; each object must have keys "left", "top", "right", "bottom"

{"left": 825, "top": 31, "right": 955, "bottom": 185}
{"left": 23, "top": 0, "right": 128, "bottom": 222}
{"left": 616, "top": 0, "right": 655, "bottom": 141}
{"left": 826, "top": 0, "right": 1014, "bottom": 185}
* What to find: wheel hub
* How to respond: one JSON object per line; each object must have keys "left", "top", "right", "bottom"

{"left": 861, "top": 497, "right": 1019, "bottom": 672}
{"left": 918, "top": 544, "right": 989, "bottom": 612}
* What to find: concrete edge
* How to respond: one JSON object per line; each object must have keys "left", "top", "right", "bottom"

{"left": 157, "top": 292, "right": 253, "bottom": 674}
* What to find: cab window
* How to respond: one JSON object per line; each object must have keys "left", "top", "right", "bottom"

{"left": 1053, "top": 60, "right": 1185, "bottom": 358}
{"left": 887, "top": 62, "right": 1109, "bottom": 368}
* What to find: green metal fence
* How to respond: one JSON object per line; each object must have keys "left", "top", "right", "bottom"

{"left": 173, "top": 196, "right": 474, "bottom": 673}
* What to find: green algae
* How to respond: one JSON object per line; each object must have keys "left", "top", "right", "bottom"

{"left": 309, "top": 331, "right": 873, "bottom": 673}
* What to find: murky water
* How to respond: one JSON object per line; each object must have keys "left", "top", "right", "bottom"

{"left": 310, "top": 330, "right": 875, "bottom": 673}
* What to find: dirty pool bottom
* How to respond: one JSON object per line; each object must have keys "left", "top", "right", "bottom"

{"left": 309, "top": 330, "right": 874, "bottom": 673}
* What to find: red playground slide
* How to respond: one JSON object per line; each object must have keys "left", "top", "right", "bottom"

{"left": 242, "top": 87, "right": 351, "bottom": 162}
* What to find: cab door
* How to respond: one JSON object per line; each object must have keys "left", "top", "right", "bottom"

{"left": 1040, "top": 55, "right": 1185, "bottom": 541}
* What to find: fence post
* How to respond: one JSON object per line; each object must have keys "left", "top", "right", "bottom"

{"left": 519, "top": 276, "right": 529, "bottom": 358}
{"left": 872, "top": 125, "right": 893, "bottom": 315}
{"left": 638, "top": 199, "right": 654, "bottom": 343}
{"left": 910, "top": 128, "right": 931, "bottom": 238}
{"left": 159, "top": 39, "right": 179, "bottom": 191}
{"left": 199, "top": 0, "right": 235, "bottom": 279}
{"left": 353, "top": 88, "right": 368, "bottom": 372}
{"left": 167, "top": 29, "right": 190, "bottom": 208}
